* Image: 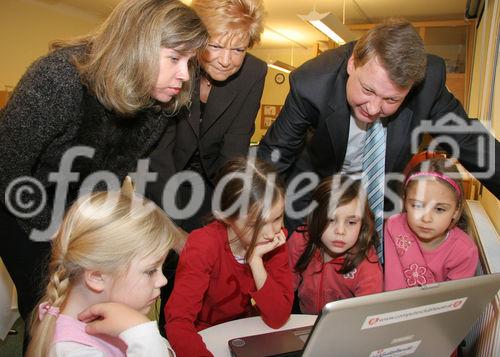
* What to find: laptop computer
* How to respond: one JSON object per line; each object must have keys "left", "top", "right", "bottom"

{"left": 228, "top": 273, "right": 500, "bottom": 357}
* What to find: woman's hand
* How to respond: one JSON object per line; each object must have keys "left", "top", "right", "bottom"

{"left": 78, "top": 302, "right": 149, "bottom": 337}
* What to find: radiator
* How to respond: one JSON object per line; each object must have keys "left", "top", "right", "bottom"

{"left": 462, "top": 200, "right": 500, "bottom": 356}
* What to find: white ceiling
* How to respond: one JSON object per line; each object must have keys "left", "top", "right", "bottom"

{"left": 36, "top": 0, "right": 469, "bottom": 49}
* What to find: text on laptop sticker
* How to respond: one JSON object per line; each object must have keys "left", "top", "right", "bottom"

{"left": 369, "top": 340, "right": 422, "bottom": 357}
{"left": 361, "top": 297, "right": 467, "bottom": 329}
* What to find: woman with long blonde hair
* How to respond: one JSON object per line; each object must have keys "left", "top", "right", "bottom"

{"left": 0, "top": 0, "right": 207, "bottom": 332}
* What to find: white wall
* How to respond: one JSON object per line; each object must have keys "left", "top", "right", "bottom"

{"left": 467, "top": 0, "right": 500, "bottom": 233}
{"left": 0, "top": 0, "right": 102, "bottom": 89}
{"left": 248, "top": 46, "right": 317, "bottom": 142}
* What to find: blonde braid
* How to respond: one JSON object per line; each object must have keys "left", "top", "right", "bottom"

{"left": 25, "top": 265, "right": 72, "bottom": 357}
{"left": 46, "top": 264, "right": 71, "bottom": 309}
{"left": 26, "top": 226, "right": 74, "bottom": 357}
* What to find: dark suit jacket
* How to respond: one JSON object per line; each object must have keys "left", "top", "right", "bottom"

{"left": 174, "top": 53, "right": 267, "bottom": 183}
{"left": 258, "top": 42, "right": 500, "bottom": 199}
{"left": 147, "top": 54, "right": 267, "bottom": 210}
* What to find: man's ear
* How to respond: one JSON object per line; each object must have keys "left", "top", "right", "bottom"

{"left": 84, "top": 270, "right": 106, "bottom": 293}
{"left": 347, "top": 55, "right": 355, "bottom": 76}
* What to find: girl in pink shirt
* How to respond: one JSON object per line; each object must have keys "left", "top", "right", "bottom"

{"left": 26, "top": 190, "right": 183, "bottom": 357}
{"left": 384, "top": 158, "right": 479, "bottom": 291}
{"left": 288, "top": 176, "right": 383, "bottom": 314}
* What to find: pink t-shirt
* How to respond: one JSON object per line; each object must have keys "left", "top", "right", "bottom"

{"left": 53, "top": 314, "right": 127, "bottom": 356}
{"left": 384, "top": 213, "right": 479, "bottom": 291}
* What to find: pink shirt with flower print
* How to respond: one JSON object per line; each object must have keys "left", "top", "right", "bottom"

{"left": 384, "top": 213, "right": 479, "bottom": 291}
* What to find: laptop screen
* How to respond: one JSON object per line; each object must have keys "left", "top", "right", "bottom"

{"left": 229, "top": 274, "right": 500, "bottom": 357}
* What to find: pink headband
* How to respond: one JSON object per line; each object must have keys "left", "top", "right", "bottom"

{"left": 405, "top": 171, "right": 462, "bottom": 199}
{"left": 38, "top": 301, "right": 60, "bottom": 320}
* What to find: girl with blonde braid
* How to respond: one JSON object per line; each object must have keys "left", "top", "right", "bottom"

{"left": 26, "top": 191, "right": 183, "bottom": 357}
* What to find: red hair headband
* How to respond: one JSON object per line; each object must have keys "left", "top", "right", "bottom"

{"left": 405, "top": 171, "right": 462, "bottom": 199}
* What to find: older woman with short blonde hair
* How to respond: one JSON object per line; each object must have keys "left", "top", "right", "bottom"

{"left": 193, "top": 0, "right": 265, "bottom": 48}
{"left": 148, "top": 0, "right": 268, "bottom": 231}
{"left": 146, "top": 0, "right": 268, "bottom": 338}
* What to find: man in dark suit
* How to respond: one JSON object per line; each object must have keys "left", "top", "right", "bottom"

{"left": 258, "top": 19, "right": 500, "bottom": 236}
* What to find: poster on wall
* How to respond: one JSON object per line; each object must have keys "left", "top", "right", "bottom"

{"left": 260, "top": 104, "right": 282, "bottom": 129}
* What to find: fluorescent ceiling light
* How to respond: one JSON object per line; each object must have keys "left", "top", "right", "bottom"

{"left": 267, "top": 60, "right": 296, "bottom": 74}
{"left": 298, "top": 10, "right": 355, "bottom": 45}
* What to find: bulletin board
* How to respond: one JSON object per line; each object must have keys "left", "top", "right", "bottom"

{"left": 260, "top": 104, "right": 282, "bottom": 130}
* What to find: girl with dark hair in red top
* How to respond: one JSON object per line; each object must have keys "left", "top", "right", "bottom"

{"left": 288, "top": 175, "right": 383, "bottom": 314}
{"left": 165, "top": 157, "right": 293, "bottom": 357}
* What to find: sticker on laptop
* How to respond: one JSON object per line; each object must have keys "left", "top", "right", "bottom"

{"left": 369, "top": 340, "right": 421, "bottom": 357}
{"left": 361, "top": 297, "right": 467, "bottom": 329}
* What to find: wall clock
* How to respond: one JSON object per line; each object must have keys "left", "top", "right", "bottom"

{"left": 274, "top": 73, "right": 285, "bottom": 84}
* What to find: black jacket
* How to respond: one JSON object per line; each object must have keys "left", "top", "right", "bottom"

{"left": 147, "top": 53, "right": 267, "bottom": 199}
{"left": 258, "top": 42, "right": 500, "bottom": 199}
{"left": 0, "top": 46, "right": 172, "bottom": 235}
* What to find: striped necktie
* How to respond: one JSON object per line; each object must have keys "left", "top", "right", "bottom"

{"left": 362, "top": 119, "right": 385, "bottom": 262}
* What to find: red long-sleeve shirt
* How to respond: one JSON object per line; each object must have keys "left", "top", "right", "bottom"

{"left": 165, "top": 220, "right": 294, "bottom": 357}
{"left": 288, "top": 229, "right": 383, "bottom": 314}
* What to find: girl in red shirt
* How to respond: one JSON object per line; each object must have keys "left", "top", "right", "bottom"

{"left": 288, "top": 175, "right": 383, "bottom": 314}
{"left": 165, "top": 157, "right": 294, "bottom": 357}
